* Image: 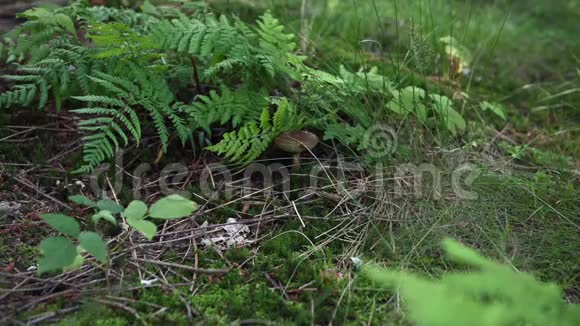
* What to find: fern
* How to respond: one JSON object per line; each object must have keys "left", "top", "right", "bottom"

{"left": 1, "top": 2, "right": 314, "bottom": 171}
{"left": 0, "top": 2, "right": 110, "bottom": 110}
{"left": 72, "top": 69, "right": 189, "bottom": 172}
{"left": 255, "top": 11, "right": 303, "bottom": 79}
{"left": 88, "top": 22, "right": 158, "bottom": 60}
{"left": 3, "top": 1, "right": 431, "bottom": 170}
{"left": 1, "top": 43, "right": 96, "bottom": 110}
{"left": 207, "top": 120, "right": 272, "bottom": 163}
{"left": 149, "top": 15, "right": 255, "bottom": 74}
{"left": 0, "top": 84, "right": 41, "bottom": 110}
{"left": 207, "top": 98, "right": 305, "bottom": 163}
{"left": 151, "top": 16, "right": 250, "bottom": 57}
{"left": 3, "top": 6, "right": 80, "bottom": 62}
{"left": 149, "top": 12, "right": 301, "bottom": 82}
{"left": 0, "top": 0, "right": 476, "bottom": 172}
{"left": 185, "top": 87, "right": 268, "bottom": 132}
{"left": 269, "top": 97, "right": 306, "bottom": 133}
{"left": 85, "top": 5, "right": 159, "bottom": 31}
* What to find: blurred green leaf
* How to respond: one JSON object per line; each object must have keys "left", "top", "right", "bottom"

{"left": 96, "top": 199, "right": 123, "bottom": 214}
{"left": 68, "top": 194, "right": 97, "bottom": 208}
{"left": 480, "top": 101, "right": 507, "bottom": 121}
{"left": 37, "top": 236, "right": 77, "bottom": 274}
{"left": 127, "top": 217, "right": 157, "bottom": 240}
{"left": 78, "top": 231, "right": 107, "bottom": 263}
{"left": 123, "top": 200, "right": 148, "bottom": 221}
{"left": 40, "top": 214, "right": 80, "bottom": 237}
{"left": 149, "top": 194, "right": 198, "bottom": 219}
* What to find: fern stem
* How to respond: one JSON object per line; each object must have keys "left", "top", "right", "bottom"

{"left": 190, "top": 57, "right": 202, "bottom": 95}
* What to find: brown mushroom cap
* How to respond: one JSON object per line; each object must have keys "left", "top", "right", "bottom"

{"left": 275, "top": 131, "right": 319, "bottom": 153}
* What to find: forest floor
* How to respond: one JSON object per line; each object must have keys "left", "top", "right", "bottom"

{"left": 0, "top": 0, "right": 579, "bottom": 325}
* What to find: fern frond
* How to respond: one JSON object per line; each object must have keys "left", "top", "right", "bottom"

{"left": 206, "top": 98, "right": 305, "bottom": 164}
{"left": 1, "top": 3, "right": 312, "bottom": 171}
{"left": 143, "top": 101, "right": 170, "bottom": 151}
{"left": 187, "top": 87, "right": 268, "bottom": 131}
{"left": 71, "top": 100, "right": 141, "bottom": 173}
{"left": 0, "top": 85, "right": 37, "bottom": 109}
{"left": 4, "top": 5, "right": 81, "bottom": 61}
{"left": 254, "top": 12, "right": 302, "bottom": 79}
{"left": 0, "top": 41, "right": 96, "bottom": 110}
{"left": 85, "top": 5, "right": 159, "bottom": 31}
{"left": 206, "top": 120, "right": 273, "bottom": 163}
{"left": 256, "top": 12, "right": 296, "bottom": 54}
{"left": 71, "top": 70, "right": 191, "bottom": 172}
{"left": 88, "top": 22, "right": 156, "bottom": 59}
{"left": 151, "top": 15, "right": 248, "bottom": 58}
{"left": 73, "top": 95, "right": 125, "bottom": 107}
{"left": 149, "top": 15, "right": 268, "bottom": 81}
{"left": 167, "top": 103, "right": 192, "bottom": 144}
{"left": 203, "top": 58, "right": 247, "bottom": 80}
{"left": 271, "top": 97, "right": 305, "bottom": 133}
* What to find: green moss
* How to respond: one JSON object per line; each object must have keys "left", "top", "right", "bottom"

{"left": 225, "top": 247, "right": 251, "bottom": 263}
{"left": 191, "top": 282, "right": 308, "bottom": 324}
{"left": 0, "top": 233, "right": 40, "bottom": 267}
{"left": 57, "top": 303, "right": 128, "bottom": 326}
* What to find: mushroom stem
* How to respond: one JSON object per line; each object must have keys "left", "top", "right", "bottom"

{"left": 292, "top": 153, "right": 301, "bottom": 173}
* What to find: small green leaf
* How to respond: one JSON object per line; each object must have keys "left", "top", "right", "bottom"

{"left": 149, "top": 194, "right": 198, "bottom": 219}
{"left": 68, "top": 194, "right": 97, "bottom": 207}
{"left": 480, "top": 101, "right": 507, "bottom": 121}
{"left": 37, "top": 236, "right": 77, "bottom": 274}
{"left": 127, "top": 217, "right": 157, "bottom": 240}
{"left": 78, "top": 231, "right": 108, "bottom": 263}
{"left": 388, "top": 86, "right": 426, "bottom": 116}
{"left": 444, "top": 107, "right": 466, "bottom": 135}
{"left": 123, "top": 200, "right": 148, "bottom": 221}
{"left": 40, "top": 214, "right": 80, "bottom": 237}
{"left": 96, "top": 199, "right": 123, "bottom": 214}
{"left": 92, "top": 210, "right": 117, "bottom": 225}
{"left": 430, "top": 94, "right": 466, "bottom": 135}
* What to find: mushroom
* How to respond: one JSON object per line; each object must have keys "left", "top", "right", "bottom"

{"left": 275, "top": 131, "right": 319, "bottom": 172}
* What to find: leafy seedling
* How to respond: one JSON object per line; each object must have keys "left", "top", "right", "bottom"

{"left": 37, "top": 194, "right": 198, "bottom": 274}
{"left": 124, "top": 194, "right": 199, "bottom": 240}
{"left": 38, "top": 213, "right": 107, "bottom": 275}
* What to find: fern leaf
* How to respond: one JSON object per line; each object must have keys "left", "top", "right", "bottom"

{"left": 206, "top": 97, "right": 304, "bottom": 164}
